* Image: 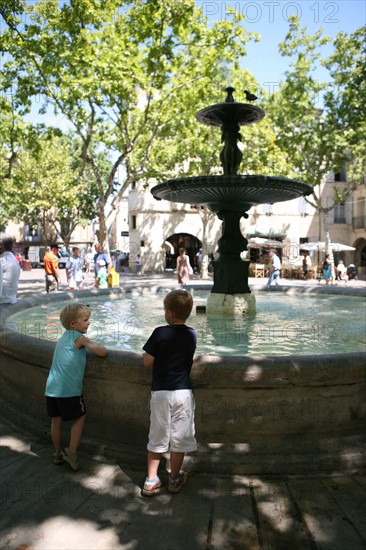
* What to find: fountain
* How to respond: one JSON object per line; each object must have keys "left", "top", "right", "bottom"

{"left": 0, "top": 89, "right": 365, "bottom": 475}
{"left": 1, "top": 284, "right": 365, "bottom": 474}
{"left": 151, "top": 87, "right": 313, "bottom": 313}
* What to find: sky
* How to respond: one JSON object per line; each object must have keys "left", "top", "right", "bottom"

{"left": 197, "top": 0, "right": 365, "bottom": 96}
{"left": 22, "top": 0, "right": 365, "bottom": 127}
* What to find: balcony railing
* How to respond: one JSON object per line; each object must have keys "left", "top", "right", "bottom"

{"left": 24, "top": 235, "right": 42, "bottom": 242}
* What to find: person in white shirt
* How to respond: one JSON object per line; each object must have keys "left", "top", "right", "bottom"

{"left": 0, "top": 260, "right": 3, "bottom": 298}
{"left": 0, "top": 233, "right": 21, "bottom": 304}
{"left": 336, "top": 260, "right": 348, "bottom": 283}
{"left": 266, "top": 249, "right": 282, "bottom": 289}
{"left": 66, "top": 247, "right": 85, "bottom": 290}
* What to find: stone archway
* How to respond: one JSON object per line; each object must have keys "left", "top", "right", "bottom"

{"left": 165, "top": 233, "right": 202, "bottom": 271}
{"left": 354, "top": 237, "right": 366, "bottom": 276}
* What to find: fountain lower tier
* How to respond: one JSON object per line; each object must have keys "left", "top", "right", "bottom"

{"left": 151, "top": 174, "right": 312, "bottom": 213}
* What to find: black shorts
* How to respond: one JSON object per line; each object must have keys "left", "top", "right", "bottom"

{"left": 46, "top": 396, "right": 86, "bottom": 421}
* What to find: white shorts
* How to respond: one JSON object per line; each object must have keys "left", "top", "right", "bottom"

{"left": 147, "top": 389, "right": 197, "bottom": 453}
{"left": 69, "top": 277, "right": 83, "bottom": 289}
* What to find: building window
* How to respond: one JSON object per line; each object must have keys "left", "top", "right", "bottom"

{"left": 334, "top": 203, "right": 346, "bottom": 224}
{"left": 131, "top": 215, "right": 137, "bottom": 229}
{"left": 353, "top": 198, "right": 365, "bottom": 229}
{"left": 262, "top": 203, "right": 273, "bottom": 216}
{"left": 334, "top": 168, "right": 347, "bottom": 182}
{"left": 24, "top": 223, "right": 41, "bottom": 241}
{"left": 298, "top": 197, "right": 311, "bottom": 216}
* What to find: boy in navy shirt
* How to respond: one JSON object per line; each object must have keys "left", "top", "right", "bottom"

{"left": 142, "top": 290, "right": 197, "bottom": 496}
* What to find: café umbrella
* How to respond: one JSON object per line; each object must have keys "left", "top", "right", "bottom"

{"left": 300, "top": 242, "right": 355, "bottom": 252}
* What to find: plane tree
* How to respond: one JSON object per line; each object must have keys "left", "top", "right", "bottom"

{"left": 4, "top": 129, "right": 102, "bottom": 246}
{"left": 266, "top": 17, "right": 366, "bottom": 249}
{"left": 0, "top": 91, "right": 47, "bottom": 226}
{"left": 0, "top": 0, "right": 259, "bottom": 249}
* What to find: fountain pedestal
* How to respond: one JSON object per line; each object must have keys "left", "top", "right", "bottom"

{"left": 207, "top": 288, "right": 256, "bottom": 314}
{"left": 208, "top": 208, "right": 255, "bottom": 313}
{"left": 209, "top": 260, "right": 255, "bottom": 314}
{"left": 211, "top": 259, "right": 250, "bottom": 294}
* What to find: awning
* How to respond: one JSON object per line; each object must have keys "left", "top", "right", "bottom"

{"left": 300, "top": 242, "right": 355, "bottom": 252}
{"left": 247, "top": 237, "right": 285, "bottom": 248}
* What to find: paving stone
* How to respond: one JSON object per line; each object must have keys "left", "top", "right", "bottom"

{"left": 208, "top": 476, "right": 260, "bottom": 549}
{"left": 287, "top": 478, "right": 366, "bottom": 550}
{"left": 321, "top": 476, "right": 366, "bottom": 543}
{"left": 252, "top": 478, "right": 313, "bottom": 549}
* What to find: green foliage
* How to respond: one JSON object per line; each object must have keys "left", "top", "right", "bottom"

{"left": 1, "top": 5, "right": 364, "bottom": 247}
{"left": 269, "top": 17, "right": 365, "bottom": 204}
{"left": 268, "top": 17, "right": 333, "bottom": 188}
{"left": 322, "top": 25, "right": 366, "bottom": 184}
{"left": 0, "top": 0, "right": 259, "bottom": 245}
{"left": 3, "top": 131, "right": 102, "bottom": 243}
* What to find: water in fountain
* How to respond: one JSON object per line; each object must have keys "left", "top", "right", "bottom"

{"left": 8, "top": 291, "right": 366, "bottom": 356}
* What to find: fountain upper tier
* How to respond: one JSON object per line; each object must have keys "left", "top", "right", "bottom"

{"left": 151, "top": 87, "right": 312, "bottom": 210}
{"left": 196, "top": 102, "right": 264, "bottom": 127}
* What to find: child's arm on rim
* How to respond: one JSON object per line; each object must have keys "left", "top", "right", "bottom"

{"left": 143, "top": 352, "right": 154, "bottom": 368}
{"left": 75, "top": 335, "right": 108, "bottom": 357}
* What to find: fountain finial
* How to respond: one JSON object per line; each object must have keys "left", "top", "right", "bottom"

{"left": 225, "top": 86, "right": 235, "bottom": 103}
{"left": 220, "top": 87, "right": 242, "bottom": 175}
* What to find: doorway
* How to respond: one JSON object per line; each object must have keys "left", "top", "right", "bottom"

{"left": 164, "top": 233, "right": 202, "bottom": 271}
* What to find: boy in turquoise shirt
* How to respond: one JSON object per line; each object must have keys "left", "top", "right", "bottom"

{"left": 45, "top": 303, "right": 107, "bottom": 470}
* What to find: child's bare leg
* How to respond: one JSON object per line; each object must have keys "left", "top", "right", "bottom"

{"left": 170, "top": 451, "right": 185, "bottom": 478}
{"left": 68, "top": 414, "right": 86, "bottom": 454}
{"left": 50, "top": 416, "right": 63, "bottom": 453}
{"left": 147, "top": 451, "right": 162, "bottom": 479}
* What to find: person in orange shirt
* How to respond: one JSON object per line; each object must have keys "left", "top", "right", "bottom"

{"left": 44, "top": 244, "right": 61, "bottom": 293}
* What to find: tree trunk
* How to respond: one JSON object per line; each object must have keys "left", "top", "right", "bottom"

{"left": 97, "top": 203, "right": 109, "bottom": 253}
{"left": 199, "top": 206, "right": 214, "bottom": 279}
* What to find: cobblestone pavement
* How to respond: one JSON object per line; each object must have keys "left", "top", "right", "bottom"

{"left": 15, "top": 265, "right": 366, "bottom": 299}
{"left": 1, "top": 419, "right": 366, "bottom": 550}
{"left": 1, "top": 267, "right": 365, "bottom": 549}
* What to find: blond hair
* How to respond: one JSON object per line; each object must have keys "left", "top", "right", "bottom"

{"left": 60, "top": 303, "right": 90, "bottom": 329}
{"left": 164, "top": 290, "right": 193, "bottom": 321}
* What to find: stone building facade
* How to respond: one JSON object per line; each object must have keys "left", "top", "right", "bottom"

{"left": 4, "top": 173, "right": 366, "bottom": 276}
{"left": 116, "top": 172, "right": 366, "bottom": 276}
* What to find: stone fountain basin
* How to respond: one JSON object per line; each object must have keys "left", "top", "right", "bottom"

{"left": 0, "top": 288, "right": 365, "bottom": 475}
{"left": 151, "top": 174, "right": 312, "bottom": 212}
